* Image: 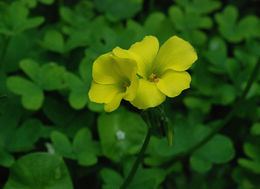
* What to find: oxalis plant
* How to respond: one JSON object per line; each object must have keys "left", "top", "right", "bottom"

{"left": 1, "top": 1, "right": 260, "bottom": 189}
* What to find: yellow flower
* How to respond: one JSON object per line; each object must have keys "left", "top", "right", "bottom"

{"left": 113, "top": 36, "right": 198, "bottom": 109}
{"left": 88, "top": 51, "right": 138, "bottom": 112}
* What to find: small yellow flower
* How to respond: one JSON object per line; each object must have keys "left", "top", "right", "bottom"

{"left": 113, "top": 36, "right": 198, "bottom": 109}
{"left": 88, "top": 51, "right": 138, "bottom": 112}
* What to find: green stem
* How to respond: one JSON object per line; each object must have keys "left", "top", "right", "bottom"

{"left": 120, "top": 126, "right": 151, "bottom": 189}
{"left": 162, "top": 60, "right": 260, "bottom": 168}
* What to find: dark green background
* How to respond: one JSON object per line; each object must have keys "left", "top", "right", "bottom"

{"left": 0, "top": 0, "right": 260, "bottom": 188}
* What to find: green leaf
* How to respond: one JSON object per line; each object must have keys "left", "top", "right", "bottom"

{"left": 193, "top": 134, "right": 235, "bottom": 164}
{"left": 0, "top": 2, "right": 44, "bottom": 35}
{"left": 213, "top": 84, "right": 236, "bottom": 105}
{"left": 100, "top": 166, "right": 166, "bottom": 189}
{"left": 251, "top": 123, "right": 260, "bottom": 136}
{"left": 0, "top": 98, "right": 23, "bottom": 148}
{"left": 38, "top": 63, "right": 66, "bottom": 91}
{"left": 238, "top": 158, "right": 260, "bottom": 174}
{"left": 184, "top": 96, "right": 211, "bottom": 113}
{"left": 204, "top": 37, "right": 227, "bottom": 73}
{"left": 214, "top": 6, "right": 258, "bottom": 42}
{"left": 50, "top": 131, "right": 74, "bottom": 159}
{"left": 20, "top": 59, "right": 40, "bottom": 82}
{"left": 7, "top": 76, "right": 44, "bottom": 110}
{"left": 100, "top": 168, "right": 123, "bottom": 188}
{"left": 4, "top": 152, "right": 73, "bottom": 189}
{"left": 168, "top": 6, "right": 211, "bottom": 45}
{"left": 0, "top": 149, "right": 15, "bottom": 167}
{"left": 6, "top": 119, "right": 44, "bottom": 152}
{"left": 4, "top": 34, "right": 32, "bottom": 73}
{"left": 64, "top": 72, "right": 89, "bottom": 110}
{"left": 94, "top": 0, "right": 143, "bottom": 21}
{"left": 73, "top": 128, "right": 100, "bottom": 166}
{"left": 42, "top": 97, "right": 76, "bottom": 127}
{"left": 87, "top": 101, "right": 104, "bottom": 112}
{"left": 98, "top": 108, "right": 147, "bottom": 161}
{"left": 174, "top": 0, "right": 221, "bottom": 14}
{"left": 127, "top": 166, "right": 166, "bottom": 189}
{"left": 41, "top": 30, "right": 65, "bottom": 53}
{"left": 190, "top": 155, "right": 212, "bottom": 173}
{"left": 243, "top": 143, "right": 260, "bottom": 161}
{"left": 238, "top": 15, "right": 260, "bottom": 39}
{"left": 144, "top": 12, "right": 174, "bottom": 43}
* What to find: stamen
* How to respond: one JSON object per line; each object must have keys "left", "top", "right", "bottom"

{"left": 124, "top": 83, "right": 129, "bottom": 87}
{"left": 149, "top": 73, "right": 156, "bottom": 80}
{"left": 149, "top": 73, "right": 159, "bottom": 83}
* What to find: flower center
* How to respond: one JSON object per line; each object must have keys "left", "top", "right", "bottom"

{"left": 124, "top": 83, "right": 130, "bottom": 87}
{"left": 149, "top": 73, "right": 159, "bottom": 83}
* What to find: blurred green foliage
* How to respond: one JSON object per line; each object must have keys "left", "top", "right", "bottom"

{"left": 0, "top": 0, "right": 260, "bottom": 188}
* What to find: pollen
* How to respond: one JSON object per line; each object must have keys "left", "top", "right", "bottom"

{"left": 149, "top": 73, "right": 159, "bottom": 83}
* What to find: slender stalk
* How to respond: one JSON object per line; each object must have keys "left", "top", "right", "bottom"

{"left": 120, "top": 126, "right": 152, "bottom": 189}
{"left": 162, "top": 60, "right": 260, "bottom": 168}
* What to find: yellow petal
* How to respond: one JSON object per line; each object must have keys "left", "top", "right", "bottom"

{"left": 92, "top": 53, "right": 121, "bottom": 84}
{"left": 124, "top": 76, "right": 139, "bottom": 101}
{"left": 153, "top": 36, "right": 197, "bottom": 74}
{"left": 156, "top": 70, "right": 191, "bottom": 98}
{"left": 113, "top": 36, "right": 159, "bottom": 78}
{"left": 88, "top": 81, "right": 123, "bottom": 104}
{"left": 93, "top": 51, "right": 138, "bottom": 85}
{"left": 112, "top": 55, "right": 137, "bottom": 82}
{"left": 130, "top": 79, "right": 166, "bottom": 109}
{"left": 104, "top": 93, "right": 125, "bottom": 112}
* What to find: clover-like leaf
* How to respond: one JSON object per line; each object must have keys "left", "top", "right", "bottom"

{"left": 4, "top": 153, "right": 73, "bottom": 189}
{"left": 40, "top": 30, "right": 65, "bottom": 53}
{"left": 169, "top": 6, "right": 212, "bottom": 45}
{"left": 94, "top": 0, "right": 144, "bottom": 21}
{"left": 73, "top": 128, "right": 100, "bottom": 166}
{"left": 0, "top": 150, "right": 15, "bottom": 167}
{"left": 5, "top": 119, "right": 44, "bottom": 152}
{"left": 190, "top": 155, "right": 212, "bottom": 173}
{"left": 7, "top": 76, "right": 44, "bottom": 110}
{"left": 65, "top": 57, "right": 92, "bottom": 110}
{"left": 65, "top": 72, "right": 89, "bottom": 110}
{"left": 189, "top": 134, "right": 235, "bottom": 173}
{"left": 20, "top": 59, "right": 40, "bottom": 82}
{"left": 215, "top": 6, "right": 242, "bottom": 42}
{"left": 215, "top": 6, "right": 260, "bottom": 43}
{"left": 38, "top": 63, "right": 66, "bottom": 91}
{"left": 251, "top": 123, "right": 260, "bottom": 136}
{"left": 98, "top": 108, "right": 147, "bottom": 161}
{"left": 50, "top": 131, "right": 75, "bottom": 159}
{"left": 174, "top": 0, "right": 221, "bottom": 14}
{"left": 100, "top": 166, "right": 166, "bottom": 189}
{"left": 0, "top": 2, "right": 44, "bottom": 36}
{"left": 193, "top": 134, "right": 235, "bottom": 164}
{"left": 204, "top": 37, "right": 227, "bottom": 73}
{"left": 144, "top": 12, "right": 175, "bottom": 43}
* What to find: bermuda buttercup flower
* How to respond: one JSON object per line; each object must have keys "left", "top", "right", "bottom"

{"left": 113, "top": 36, "right": 197, "bottom": 109}
{"left": 88, "top": 51, "right": 138, "bottom": 112}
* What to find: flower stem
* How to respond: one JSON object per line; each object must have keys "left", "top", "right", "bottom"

{"left": 120, "top": 123, "right": 152, "bottom": 189}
